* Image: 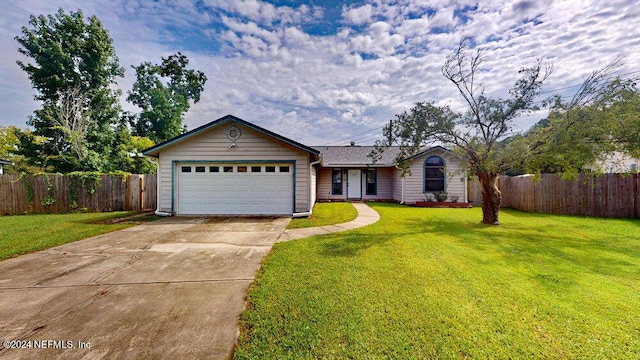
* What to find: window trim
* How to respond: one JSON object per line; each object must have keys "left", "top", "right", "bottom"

{"left": 366, "top": 168, "right": 377, "bottom": 195}
{"left": 332, "top": 168, "right": 343, "bottom": 195}
{"left": 423, "top": 156, "right": 446, "bottom": 193}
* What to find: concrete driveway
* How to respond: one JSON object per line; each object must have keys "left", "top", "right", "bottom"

{"left": 0, "top": 216, "right": 290, "bottom": 359}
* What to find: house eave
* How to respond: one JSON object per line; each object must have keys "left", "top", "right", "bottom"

{"left": 320, "top": 163, "right": 394, "bottom": 168}
{"left": 142, "top": 114, "right": 320, "bottom": 157}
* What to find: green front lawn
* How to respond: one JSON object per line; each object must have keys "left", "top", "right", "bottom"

{"left": 0, "top": 212, "right": 159, "bottom": 261}
{"left": 236, "top": 203, "right": 640, "bottom": 359}
{"left": 287, "top": 202, "right": 358, "bottom": 229}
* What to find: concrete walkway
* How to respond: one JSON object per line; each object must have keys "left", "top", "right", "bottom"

{"left": 278, "top": 202, "right": 380, "bottom": 242}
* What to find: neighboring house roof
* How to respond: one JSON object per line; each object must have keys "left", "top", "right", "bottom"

{"left": 314, "top": 146, "right": 402, "bottom": 167}
{"left": 0, "top": 158, "right": 13, "bottom": 165}
{"left": 143, "top": 114, "right": 320, "bottom": 157}
{"left": 315, "top": 145, "right": 454, "bottom": 167}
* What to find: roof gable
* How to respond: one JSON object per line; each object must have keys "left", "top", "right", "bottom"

{"left": 143, "top": 114, "right": 319, "bottom": 157}
{"left": 400, "top": 146, "right": 454, "bottom": 162}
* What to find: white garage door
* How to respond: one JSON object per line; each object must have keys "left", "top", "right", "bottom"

{"left": 177, "top": 163, "right": 294, "bottom": 215}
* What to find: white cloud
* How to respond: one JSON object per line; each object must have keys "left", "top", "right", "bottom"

{"left": 343, "top": 4, "right": 374, "bottom": 25}
{"left": 2, "top": 0, "right": 640, "bottom": 146}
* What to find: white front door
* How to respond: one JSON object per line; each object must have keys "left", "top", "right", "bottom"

{"left": 347, "top": 169, "right": 361, "bottom": 199}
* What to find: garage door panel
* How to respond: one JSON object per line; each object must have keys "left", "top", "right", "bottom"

{"left": 178, "top": 163, "right": 293, "bottom": 215}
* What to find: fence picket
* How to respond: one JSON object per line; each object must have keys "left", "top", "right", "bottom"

{"left": 469, "top": 173, "right": 640, "bottom": 219}
{"left": 0, "top": 174, "right": 157, "bottom": 216}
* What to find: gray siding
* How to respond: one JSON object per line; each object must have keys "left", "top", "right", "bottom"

{"left": 157, "top": 122, "right": 311, "bottom": 214}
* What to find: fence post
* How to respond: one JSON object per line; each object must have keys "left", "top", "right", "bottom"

{"left": 139, "top": 176, "right": 144, "bottom": 211}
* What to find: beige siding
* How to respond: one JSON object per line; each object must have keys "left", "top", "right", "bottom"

{"left": 401, "top": 149, "right": 467, "bottom": 204}
{"left": 361, "top": 167, "right": 394, "bottom": 200}
{"left": 317, "top": 168, "right": 346, "bottom": 201}
{"left": 317, "top": 167, "right": 395, "bottom": 201}
{"left": 157, "top": 122, "right": 311, "bottom": 214}
{"left": 392, "top": 167, "right": 403, "bottom": 202}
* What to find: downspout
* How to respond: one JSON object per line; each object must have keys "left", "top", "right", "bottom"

{"left": 292, "top": 156, "right": 322, "bottom": 218}
{"left": 464, "top": 172, "right": 468, "bottom": 203}
{"left": 395, "top": 164, "right": 405, "bottom": 204}
{"left": 146, "top": 156, "right": 172, "bottom": 217}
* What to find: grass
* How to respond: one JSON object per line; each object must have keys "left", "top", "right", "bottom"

{"left": 235, "top": 203, "right": 640, "bottom": 359}
{"left": 0, "top": 212, "right": 160, "bottom": 261}
{"left": 287, "top": 202, "right": 358, "bottom": 229}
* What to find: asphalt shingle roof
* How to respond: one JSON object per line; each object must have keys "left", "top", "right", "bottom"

{"left": 313, "top": 146, "right": 402, "bottom": 167}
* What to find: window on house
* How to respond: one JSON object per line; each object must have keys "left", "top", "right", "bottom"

{"left": 181, "top": 166, "right": 191, "bottom": 173}
{"left": 424, "top": 156, "right": 445, "bottom": 192}
{"left": 210, "top": 166, "right": 219, "bottom": 173}
{"left": 280, "top": 166, "right": 290, "bottom": 172}
{"left": 332, "top": 169, "right": 343, "bottom": 195}
{"left": 224, "top": 166, "right": 234, "bottom": 173}
{"left": 251, "top": 166, "right": 261, "bottom": 172}
{"left": 195, "top": 166, "right": 205, "bottom": 173}
{"left": 265, "top": 166, "right": 276, "bottom": 173}
{"left": 366, "top": 168, "right": 377, "bottom": 195}
{"left": 238, "top": 166, "right": 248, "bottom": 173}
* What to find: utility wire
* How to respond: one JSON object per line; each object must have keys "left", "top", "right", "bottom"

{"left": 323, "top": 126, "right": 383, "bottom": 145}
{"left": 320, "top": 68, "right": 640, "bottom": 145}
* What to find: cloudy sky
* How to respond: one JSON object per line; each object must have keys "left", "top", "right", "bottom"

{"left": 1, "top": 0, "right": 639, "bottom": 146}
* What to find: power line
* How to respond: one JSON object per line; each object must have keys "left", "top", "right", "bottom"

{"left": 539, "top": 69, "right": 640, "bottom": 95}
{"left": 323, "top": 126, "right": 383, "bottom": 145}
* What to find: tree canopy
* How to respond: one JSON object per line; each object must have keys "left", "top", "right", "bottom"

{"left": 509, "top": 64, "right": 640, "bottom": 177}
{"left": 127, "top": 52, "right": 207, "bottom": 143}
{"left": 15, "top": 8, "right": 125, "bottom": 172}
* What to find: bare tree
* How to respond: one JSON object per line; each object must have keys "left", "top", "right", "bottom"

{"left": 373, "top": 38, "right": 552, "bottom": 224}
{"left": 51, "top": 87, "right": 90, "bottom": 161}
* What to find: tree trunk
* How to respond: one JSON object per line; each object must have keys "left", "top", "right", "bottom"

{"left": 478, "top": 173, "right": 501, "bottom": 225}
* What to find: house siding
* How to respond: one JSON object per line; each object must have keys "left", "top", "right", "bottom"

{"left": 157, "top": 122, "right": 310, "bottom": 214}
{"left": 392, "top": 167, "right": 403, "bottom": 202}
{"left": 317, "top": 168, "right": 345, "bottom": 201}
{"left": 401, "top": 149, "right": 467, "bottom": 204}
{"left": 316, "top": 167, "right": 395, "bottom": 201}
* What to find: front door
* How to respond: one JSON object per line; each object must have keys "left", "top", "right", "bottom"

{"left": 347, "top": 169, "right": 362, "bottom": 199}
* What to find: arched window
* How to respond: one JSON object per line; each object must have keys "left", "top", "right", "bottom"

{"left": 424, "top": 156, "right": 445, "bottom": 192}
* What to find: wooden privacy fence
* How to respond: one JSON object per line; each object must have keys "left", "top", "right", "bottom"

{"left": 0, "top": 174, "right": 157, "bottom": 215}
{"left": 469, "top": 173, "right": 640, "bottom": 218}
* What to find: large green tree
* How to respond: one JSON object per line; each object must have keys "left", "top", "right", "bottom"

{"left": 15, "top": 8, "right": 124, "bottom": 172}
{"left": 127, "top": 52, "right": 207, "bottom": 143}
{"left": 0, "top": 126, "right": 45, "bottom": 173}
{"left": 506, "top": 61, "right": 639, "bottom": 177}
